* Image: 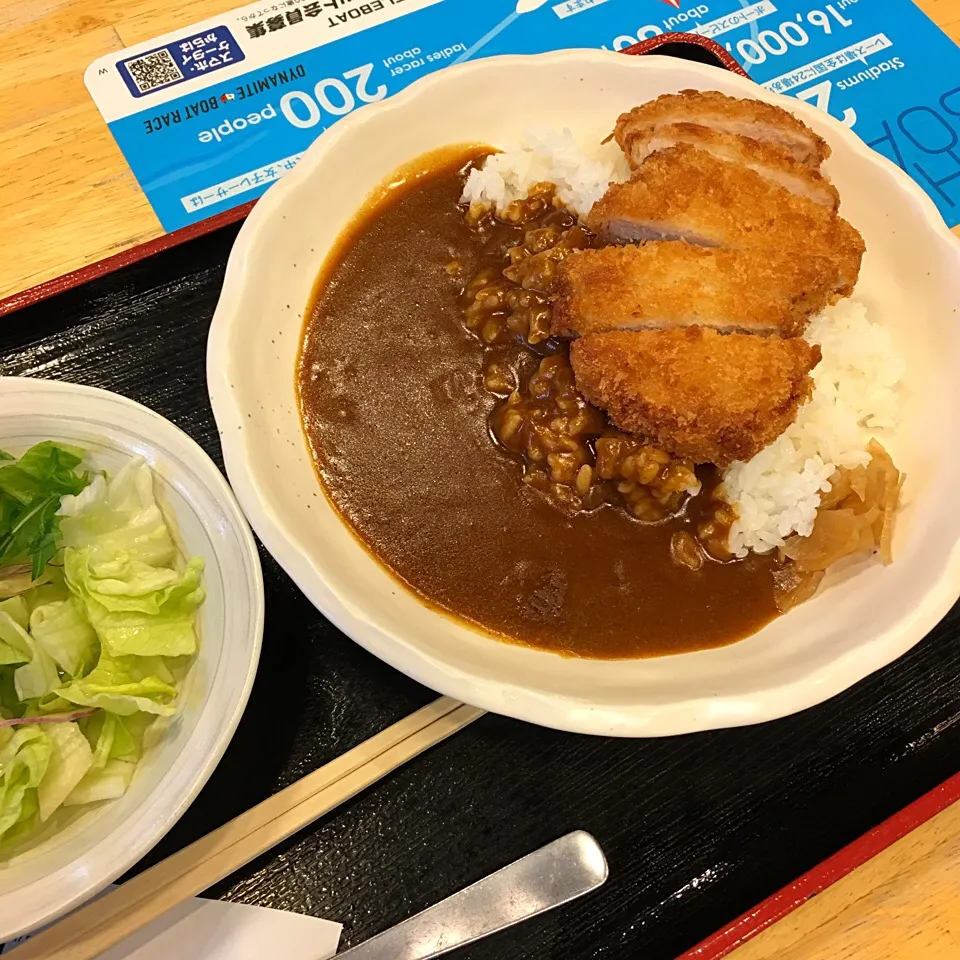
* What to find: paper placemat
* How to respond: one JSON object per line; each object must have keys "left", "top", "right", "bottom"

{"left": 83, "top": 0, "right": 960, "bottom": 231}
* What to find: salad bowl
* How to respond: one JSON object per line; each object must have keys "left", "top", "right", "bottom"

{"left": 0, "top": 377, "right": 263, "bottom": 940}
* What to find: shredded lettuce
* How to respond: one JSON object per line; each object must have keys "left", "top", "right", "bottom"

{"left": 0, "top": 600, "right": 62, "bottom": 702}
{"left": 29, "top": 598, "right": 98, "bottom": 677}
{"left": 36, "top": 723, "right": 93, "bottom": 822}
{"left": 0, "top": 597, "right": 30, "bottom": 666}
{"left": 64, "top": 551, "right": 203, "bottom": 659}
{"left": 0, "top": 450, "right": 204, "bottom": 852}
{"left": 65, "top": 759, "right": 137, "bottom": 806}
{"left": 0, "top": 727, "right": 51, "bottom": 846}
{"left": 56, "top": 650, "right": 178, "bottom": 717}
{"left": 13, "top": 642, "right": 60, "bottom": 702}
{"left": 60, "top": 459, "right": 178, "bottom": 568}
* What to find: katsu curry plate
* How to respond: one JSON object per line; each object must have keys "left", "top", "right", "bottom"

{"left": 209, "top": 52, "right": 960, "bottom": 736}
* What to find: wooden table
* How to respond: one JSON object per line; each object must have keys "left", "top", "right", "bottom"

{"left": 2, "top": 2, "right": 960, "bottom": 957}
{"left": 728, "top": 794, "right": 960, "bottom": 959}
{"left": 688, "top": 769, "right": 960, "bottom": 960}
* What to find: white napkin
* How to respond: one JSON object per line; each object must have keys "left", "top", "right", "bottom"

{"left": 0, "top": 889, "right": 342, "bottom": 959}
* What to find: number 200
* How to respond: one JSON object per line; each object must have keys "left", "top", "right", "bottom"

{"left": 279, "top": 63, "right": 386, "bottom": 128}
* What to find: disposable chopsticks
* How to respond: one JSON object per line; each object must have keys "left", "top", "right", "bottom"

{"left": 10, "top": 696, "right": 484, "bottom": 960}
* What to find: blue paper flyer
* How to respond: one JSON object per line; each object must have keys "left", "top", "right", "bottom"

{"left": 84, "top": 0, "right": 960, "bottom": 231}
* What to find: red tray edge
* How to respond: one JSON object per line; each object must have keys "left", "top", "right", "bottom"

{"left": 5, "top": 31, "right": 956, "bottom": 960}
{"left": 678, "top": 769, "right": 960, "bottom": 959}
{"left": 0, "top": 200, "right": 256, "bottom": 319}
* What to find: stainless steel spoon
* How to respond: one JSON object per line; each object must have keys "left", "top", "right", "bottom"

{"left": 336, "top": 831, "right": 608, "bottom": 959}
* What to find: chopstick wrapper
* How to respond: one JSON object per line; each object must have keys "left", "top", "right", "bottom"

{"left": 0, "top": 888, "right": 342, "bottom": 959}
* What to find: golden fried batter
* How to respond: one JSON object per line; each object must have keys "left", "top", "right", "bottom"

{"left": 616, "top": 121, "right": 839, "bottom": 208}
{"left": 552, "top": 242, "right": 844, "bottom": 340}
{"left": 570, "top": 327, "right": 821, "bottom": 466}
{"left": 610, "top": 89, "right": 830, "bottom": 168}
{"left": 586, "top": 144, "right": 864, "bottom": 291}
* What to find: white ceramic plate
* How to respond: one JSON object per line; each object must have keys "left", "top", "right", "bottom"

{"left": 0, "top": 377, "right": 264, "bottom": 939}
{"left": 208, "top": 51, "right": 960, "bottom": 738}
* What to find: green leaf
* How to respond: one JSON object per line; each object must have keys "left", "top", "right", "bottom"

{"left": 14, "top": 643, "right": 61, "bottom": 702}
{"left": 0, "top": 645, "right": 26, "bottom": 668}
{"left": 0, "top": 495, "right": 58, "bottom": 568}
{"left": 64, "top": 551, "right": 204, "bottom": 659}
{"left": 0, "top": 596, "right": 29, "bottom": 630}
{"left": 112, "top": 712, "right": 151, "bottom": 761}
{"left": 36, "top": 722, "right": 93, "bottom": 822}
{"left": 0, "top": 443, "right": 90, "bottom": 584}
{"left": 81, "top": 711, "right": 150, "bottom": 767}
{"left": 82, "top": 712, "right": 150, "bottom": 767}
{"left": 0, "top": 788, "right": 40, "bottom": 851}
{"left": 1, "top": 598, "right": 62, "bottom": 701}
{"left": 64, "top": 759, "right": 136, "bottom": 806}
{"left": 0, "top": 443, "right": 85, "bottom": 506}
{"left": 21, "top": 566, "right": 68, "bottom": 611}
{"left": 0, "top": 727, "right": 52, "bottom": 845}
{"left": 55, "top": 649, "right": 177, "bottom": 717}
{"left": 29, "top": 597, "right": 99, "bottom": 678}
{"left": 16, "top": 442, "right": 85, "bottom": 486}
{"left": 59, "top": 460, "right": 177, "bottom": 568}
{"left": 0, "top": 603, "right": 32, "bottom": 666}
{"left": 82, "top": 710, "right": 113, "bottom": 768}
{"left": 34, "top": 695, "right": 74, "bottom": 716}
{"left": 0, "top": 465, "right": 43, "bottom": 506}
{"left": 0, "top": 497, "right": 17, "bottom": 539}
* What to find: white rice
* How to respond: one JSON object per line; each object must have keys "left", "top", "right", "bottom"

{"left": 723, "top": 301, "right": 904, "bottom": 555}
{"left": 460, "top": 126, "right": 629, "bottom": 217}
{"left": 461, "top": 130, "right": 904, "bottom": 557}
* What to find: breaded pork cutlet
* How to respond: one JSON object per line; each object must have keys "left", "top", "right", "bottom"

{"left": 611, "top": 90, "right": 830, "bottom": 168}
{"left": 615, "top": 122, "right": 839, "bottom": 209}
{"left": 570, "top": 328, "right": 821, "bottom": 466}
{"left": 586, "top": 144, "right": 864, "bottom": 291}
{"left": 552, "top": 243, "right": 844, "bottom": 340}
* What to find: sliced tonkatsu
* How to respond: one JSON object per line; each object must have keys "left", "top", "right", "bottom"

{"left": 552, "top": 242, "right": 845, "bottom": 340}
{"left": 570, "top": 327, "right": 822, "bottom": 466}
{"left": 614, "top": 122, "right": 839, "bottom": 209}
{"left": 585, "top": 145, "right": 864, "bottom": 291}
{"left": 610, "top": 89, "right": 831, "bottom": 168}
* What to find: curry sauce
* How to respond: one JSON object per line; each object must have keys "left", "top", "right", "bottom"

{"left": 297, "top": 148, "right": 780, "bottom": 658}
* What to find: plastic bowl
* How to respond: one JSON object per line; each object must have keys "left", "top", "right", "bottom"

{"left": 0, "top": 377, "right": 264, "bottom": 940}
{"left": 208, "top": 51, "right": 960, "bottom": 738}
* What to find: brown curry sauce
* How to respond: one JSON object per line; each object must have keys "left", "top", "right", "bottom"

{"left": 298, "top": 147, "right": 780, "bottom": 658}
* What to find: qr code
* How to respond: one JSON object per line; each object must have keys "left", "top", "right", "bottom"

{"left": 125, "top": 49, "right": 184, "bottom": 93}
